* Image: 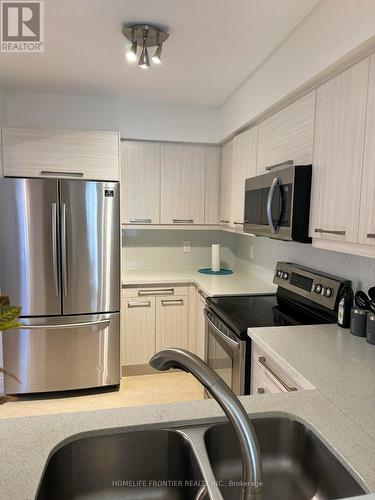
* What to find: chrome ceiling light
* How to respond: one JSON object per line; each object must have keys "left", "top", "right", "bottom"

{"left": 122, "top": 24, "right": 169, "bottom": 68}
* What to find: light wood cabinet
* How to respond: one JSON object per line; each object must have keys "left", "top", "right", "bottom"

{"left": 359, "top": 55, "right": 375, "bottom": 246}
{"left": 2, "top": 127, "right": 120, "bottom": 180}
{"left": 310, "top": 58, "right": 369, "bottom": 243}
{"left": 121, "top": 285, "right": 192, "bottom": 372}
{"left": 121, "top": 141, "right": 161, "bottom": 224}
{"left": 257, "top": 91, "right": 315, "bottom": 173}
{"left": 160, "top": 144, "right": 205, "bottom": 224}
{"left": 155, "top": 295, "right": 189, "bottom": 351}
{"left": 219, "top": 140, "right": 233, "bottom": 226}
{"left": 231, "top": 126, "right": 258, "bottom": 229}
{"left": 204, "top": 147, "right": 221, "bottom": 224}
{"left": 121, "top": 296, "right": 156, "bottom": 367}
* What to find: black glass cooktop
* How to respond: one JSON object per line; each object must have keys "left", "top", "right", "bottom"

{"left": 206, "top": 293, "right": 333, "bottom": 340}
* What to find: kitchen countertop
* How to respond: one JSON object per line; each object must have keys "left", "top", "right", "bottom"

{"left": 2, "top": 323, "right": 375, "bottom": 498}
{"left": 247, "top": 323, "right": 375, "bottom": 442}
{"left": 122, "top": 267, "right": 277, "bottom": 297}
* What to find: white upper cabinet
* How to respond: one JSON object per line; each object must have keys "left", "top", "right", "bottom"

{"left": 310, "top": 58, "right": 369, "bottom": 243}
{"left": 231, "top": 126, "right": 258, "bottom": 228}
{"left": 219, "top": 140, "right": 233, "bottom": 226}
{"left": 359, "top": 55, "right": 375, "bottom": 246}
{"left": 204, "top": 147, "right": 221, "bottom": 224}
{"left": 121, "top": 141, "right": 161, "bottom": 224}
{"left": 160, "top": 144, "right": 206, "bottom": 224}
{"left": 2, "top": 127, "right": 120, "bottom": 180}
{"left": 257, "top": 91, "right": 315, "bottom": 173}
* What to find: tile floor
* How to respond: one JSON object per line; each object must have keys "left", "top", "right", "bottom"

{"left": 0, "top": 372, "right": 204, "bottom": 418}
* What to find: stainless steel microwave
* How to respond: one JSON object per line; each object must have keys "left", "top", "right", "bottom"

{"left": 243, "top": 163, "right": 312, "bottom": 242}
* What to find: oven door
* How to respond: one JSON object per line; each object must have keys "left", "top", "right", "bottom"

{"left": 204, "top": 309, "right": 246, "bottom": 396}
{"left": 244, "top": 166, "right": 294, "bottom": 240}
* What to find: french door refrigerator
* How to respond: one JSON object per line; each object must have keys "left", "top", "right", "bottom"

{"left": 0, "top": 178, "right": 120, "bottom": 394}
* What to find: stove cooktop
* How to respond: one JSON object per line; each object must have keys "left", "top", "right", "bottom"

{"left": 206, "top": 293, "right": 334, "bottom": 340}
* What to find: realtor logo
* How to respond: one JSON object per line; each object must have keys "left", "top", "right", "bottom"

{"left": 1, "top": 0, "right": 44, "bottom": 52}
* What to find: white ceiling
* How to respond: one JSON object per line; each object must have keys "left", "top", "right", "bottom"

{"left": 0, "top": 0, "right": 320, "bottom": 106}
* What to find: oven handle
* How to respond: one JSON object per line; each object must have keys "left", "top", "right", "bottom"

{"left": 204, "top": 309, "right": 240, "bottom": 350}
{"left": 266, "top": 176, "right": 281, "bottom": 234}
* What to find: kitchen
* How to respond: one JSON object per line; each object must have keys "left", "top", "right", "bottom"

{"left": 1, "top": 1, "right": 375, "bottom": 499}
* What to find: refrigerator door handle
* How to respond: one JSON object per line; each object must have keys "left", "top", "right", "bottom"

{"left": 51, "top": 203, "right": 60, "bottom": 296}
{"left": 61, "top": 203, "right": 68, "bottom": 296}
{"left": 17, "top": 318, "right": 111, "bottom": 330}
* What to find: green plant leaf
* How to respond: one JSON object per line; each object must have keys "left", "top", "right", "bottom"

{"left": 0, "top": 305, "right": 21, "bottom": 331}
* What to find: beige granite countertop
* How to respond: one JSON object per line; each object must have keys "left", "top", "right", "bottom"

{"left": 247, "top": 324, "right": 375, "bottom": 442}
{"left": 122, "top": 267, "right": 277, "bottom": 297}
{"left": 2, "top": 322, "right": 375, "bottom": 498}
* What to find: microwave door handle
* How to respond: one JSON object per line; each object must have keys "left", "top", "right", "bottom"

{"left": 267, "top": 176, "right": 280, "bottom": 234}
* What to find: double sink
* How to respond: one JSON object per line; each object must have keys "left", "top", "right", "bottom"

{"left": 37, "top": 416, "right": 366, "bottom": 500}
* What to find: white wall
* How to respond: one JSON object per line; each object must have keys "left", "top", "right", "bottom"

{"left": 219, "top": 0, "right": 375, "bottom": 139}
{"left": 6, "top": 90, "right": 219, "bottom": 143}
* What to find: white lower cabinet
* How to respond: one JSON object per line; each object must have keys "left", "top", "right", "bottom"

{"left": 155, "top": 295, "right": 189, "bottom": 351}
{"left": 251, "top": 342, "right": 311, "bottom": 394}
{"left": 122, "top": 297, "right": 156, "bottom": 367}
{"left": 121, "top": 285, "right": 192, "bottom": 373}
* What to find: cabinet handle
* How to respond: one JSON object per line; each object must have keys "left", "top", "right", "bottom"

{"left": 138, "top": 288, "right": 174, "bottom": 296}
{"left": 314, "top": 228, "right": 346, "bottom": 236}
{"left": 265, "top": 160, "right": 293, "bottom": 171}
{"left": 161, "top": 299, "right": 184, "bottom": 306}
{"left": 258, "top": 356, "right": 297, "bottom": 392}
{"left": 40, "top": 170, "right": 84, "bottom": 177}
{"left": 173, "top": 219, "right": 194, "bottom": 223}
{"left": 367, "top": 233, "right": 375, "bottom": 239}
{"left": 234, "top": 221, "right": 244, "bottom": 225}
{"left": 129, "top": 218, "right": 152, "bottom": 224}
{"left": 257, "top": 388, "right": 265, "bottom": 394}
{"left": 127, "top": 301, "right": 151, "bottom": 308}
{"left": 220, "top": 219, "right": 230, "bottom": 224}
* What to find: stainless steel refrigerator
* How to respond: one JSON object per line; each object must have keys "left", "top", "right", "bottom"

{"left": 0, "top": 178, "right": 120, "bottom": 394}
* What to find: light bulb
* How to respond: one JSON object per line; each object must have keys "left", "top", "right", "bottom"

{"left": 126, "top": 41, "right": 137, "bottom": 62}
{"left": 152, "top": 45, "right": 162, "bottom": 64}
{"left": 139, "top": 44, "right": 150, "bottom": 69}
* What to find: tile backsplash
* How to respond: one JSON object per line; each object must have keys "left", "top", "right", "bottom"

{"left": 122, "top": 229, "right": 375, "bottom": 292}
{"left": 122, "top": 230, "right": 236, "bottom": 271}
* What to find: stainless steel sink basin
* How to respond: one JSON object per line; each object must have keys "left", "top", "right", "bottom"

{"left": 37, "top": 429, "right": 204, "bottom": 500}
{"left": 204, "top": 417, "right": 366, "bottom": 500}
{"left": 36, "top": 416, "right": 366, "bottom": 500}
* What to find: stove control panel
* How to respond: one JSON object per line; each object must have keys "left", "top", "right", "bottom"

{"left": 273, "top": 262, "right": 348, "bottom": 310}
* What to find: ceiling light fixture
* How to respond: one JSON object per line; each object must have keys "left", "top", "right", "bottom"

{"left": 122, "top": 24, "right": 169, "bottom": 69}
{"left": 126, "top": 29, "right": 137, "bottom": 62}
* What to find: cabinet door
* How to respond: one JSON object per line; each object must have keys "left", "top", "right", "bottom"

{"left": 121, "top": 141, "right": 161, "bottom": 224}
{"left": 231, "top": 127, "right": 258, "bottom": 229}
{"left": 155, "top": 295, "right": 189, "bottom": 351}
{"left": 161, "top": 144, "right": 205, "bottom": 224}
{"left": 2, "top": 127, "right": 120, "bottom": 180}
{"left": 195, "top": 290, "right": 206, "bottom": 361}
{"left": 359, "top": 55, "right": 375, "bottom": 245}
{"left": 311, "top": 59, "right": 369, "bottom": 243}
{"left": 204, "top": 147, "right": 221, "bottom": 224}
{"left": 122, "top": 297, "right": 156, "bottom": 366}
{"left": 219, "top": 140, "right": 233, "bottom": 226}
{"left": 257, "top": 92, "right": 315, "bottom": 173}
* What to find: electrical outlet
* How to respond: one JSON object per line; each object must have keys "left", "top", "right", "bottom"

{"left": 249, "top": 245, "right": 255, "bottom": 259}
{"left": 183, "top": 241, "right": 191, "bottom": 253}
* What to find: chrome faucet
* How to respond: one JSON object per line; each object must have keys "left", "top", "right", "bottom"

{"left": 149, "top": 348, "right": 263, "bottom": 500}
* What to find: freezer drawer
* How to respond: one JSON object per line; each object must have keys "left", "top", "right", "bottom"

{"left": 2, "top": 313, "right": 120, "bottom": 394}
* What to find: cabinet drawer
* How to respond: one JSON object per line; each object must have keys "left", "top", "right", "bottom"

{"left": 251, "top": 365, "right": 283, "bottom": 395}
{"left": 122, "top": 285, "right": 188, "bottom": 298}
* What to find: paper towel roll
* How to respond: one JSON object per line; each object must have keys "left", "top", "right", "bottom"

{"left": 211, "top": 244, "right": 220, "bottom": 272}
